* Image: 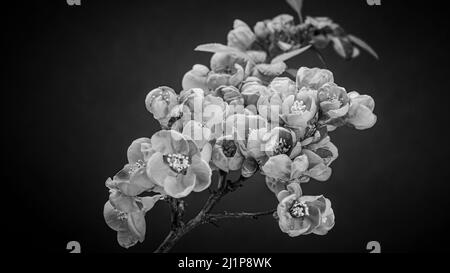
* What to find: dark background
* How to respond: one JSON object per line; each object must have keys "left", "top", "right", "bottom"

{"left": 4, "top": 0, "right": 450, "bottom": 253}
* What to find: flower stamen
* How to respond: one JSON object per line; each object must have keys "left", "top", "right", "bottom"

{"left": 128, "top": 160, "right": 147, "bottom": 174}
{"left": 290, "top": 100, "right": 307, "bottom": 114}
{"left": 289, "top": 200, "right": 309, "bottom": 218}
{"left": 273, "top": 138, "right": 291, "bottom": 155}
{"left": 163, "top": 154, "right": 191, "bottom": 174}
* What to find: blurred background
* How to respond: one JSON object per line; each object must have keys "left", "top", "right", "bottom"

{"left": 4, "top": 0, "right": 450, "bottom": 252}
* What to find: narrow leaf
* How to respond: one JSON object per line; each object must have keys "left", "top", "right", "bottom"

{"left": 194, "top": 43, "right": 251, "bottom": 60}
{"left": 286, "top": 68, "right": 298, "bottom": 78}
{"left": 286, "top": 0, "right": 304, "bottom": 22}
{"left": 271, "top": 44, "right": 312, "bottom": 64}
{"left": 348, "top": 35, "right": 379, "bottom": 60}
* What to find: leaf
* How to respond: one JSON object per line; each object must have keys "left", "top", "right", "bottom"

{"left": 311, "top": 47, "right": 328, "bottom": 68}
{"left": 330, "top": 37, "right": 346, "bottom": 59}
{"left": 348, "top": 35, "right": 379, "bottom": 60}
{"left": 286, "top": 68, "right": 298, "bottom": 78}
{"left": 271, "top": 44, "right": 312, "bottom": 64}
{"left": 194, "top": 43, "right": 251, "bottom": 61}
{"left": 286, "top": 0, "right": 304, "bottom": 22}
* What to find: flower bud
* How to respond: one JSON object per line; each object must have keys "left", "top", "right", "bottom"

{"left": 207, "top": 63, "right": 245, "bottom": 90}
{"left": 241, "top": 77, "right": 268, "bottom": 106}
{"left": 145, "top": 86, "right": 178, "bottom": 125}
{"left": 269, "top": 14, "right": 295, "bottom": 32}
{"left": 214, "top": 85, "right": 244, "bottom": 106}
{"left": 210, "top": 52, "right": 246, "bottom": 73}
{"left": 227, "top": 19, "right": 256, "bottom": 51}
{"left": 269, "top": 77, "right": 297, "bottom": 99}
{"left": 182, "top": 64, "right": 210, "bottom": 92}
{"left": 254, "top": 21, "right": 271, "bottom": 39}
{"left": 346, "top": 91, "right": 377, "bottom": 130}
{"left": 296, "top": 67, "right": 334, "bottom": 90}
{"left": 318, "top": 83, "right": 350, "bottom": 119}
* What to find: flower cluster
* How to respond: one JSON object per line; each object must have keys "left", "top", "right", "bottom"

{"left": 103, "top": 0, "right": 378, "bottom": 249}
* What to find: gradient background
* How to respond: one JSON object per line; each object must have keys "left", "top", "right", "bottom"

{"left": 5, "top": 0, "right": 450, "bottom": 252}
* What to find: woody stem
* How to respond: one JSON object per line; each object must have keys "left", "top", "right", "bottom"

{"left": 153, "top": 172, "right": 275, "bottom": 253}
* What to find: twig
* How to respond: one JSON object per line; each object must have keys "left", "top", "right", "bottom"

{"left": 154, "top": 173, "right": 271, "bottom": 253}
{"left": 208, "top": 210, "right": 276, "bottom": 221}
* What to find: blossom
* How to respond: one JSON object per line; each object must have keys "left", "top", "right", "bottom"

{"left": 240, "top": 77, "right": 269, "bottom": 106}
{"left": 276, "top": 183, "right": 335, "bottom": 237}
{"left": 173, "top": 88, "right": 205, "bottom": 126}
{"left": 253, "top": 14, "right": 295, "bottom": 40}
{"left": 268, "top": 14, "right": 295, "bottom": 33}
{"left": 257, "top": 92, "right": 283, "bottom": 123}
{"left": 211, "top": 135, "right": 244, "bottom": 172}
{"left": 207, "top": 53, "right": 245, "bottom": 90}
{"left": 106, "top": 138, "right": 163, "bottom": 196}
{"left": 146, "top": 130, "right": 212, "bottom": 198}
{"left": 182, "top": 64, "right": 210, "bottom": 93}
{"left": 245, "top": 127, "right": 296, "bottom": 162}
{"left": 103, "top": 189, "right": 162, "bottom": 248}
{"left": 145, "top": 86, "right": 178, "bottom": 128}
{"left": 250, "top": 62, "right": 287, "bottom": 84}
{"left": 213, "top": 85, "right": 244, "bottom": 107}
{"left": 269, "top": 77, "right": 297, "bottom": 99}
{"left": 296, "top": 67, "right": 334, "bottom": 90}
{"left": 224, "top": 114, "right": 268, "bottom": 142}
{"left": 280, "top": 88, "right": 318, "bottom": 137}
{"left": 261, "top": 135, "right": 337, "bottom": 183}
{"left": 318, "top": 83, "right": 350, "bottom": 119}
{"left": 346, "top": 91, "right": 377, "bottom": 130}
{"left": 227, "top": 19, "right": 256, "bottom": 51}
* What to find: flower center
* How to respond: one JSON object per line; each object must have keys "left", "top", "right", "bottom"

{"left": 290, "top": 100, "right": 307, "bottom": 114}
{"left": 128, "top": 160, "right": 146, "bottom": 175}
{"left": 326, "top": 93, "right": 341, "bottom": 104}
{"left": 115, "top": 210, "right": 128, "bottom": 221}
{"left": 163, "top": 154, "right": 191, "bottom": 174}
{"left": 289, "top": 200, "right": 309, "bottom": 218}
{"left": 273, "top": 137, "right": 292, "bottom": 155}
{"left": 149, "top": 89, "right": 172, "bottom": 105}
{"left": 222, "top": 140, "right": 237, "bottom": 158}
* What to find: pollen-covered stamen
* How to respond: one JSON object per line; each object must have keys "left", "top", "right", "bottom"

{"left": 115, "top": 210, "right": 128, "bottom": 221}
{"left": 289, "top": 200, "right": 310, "bottom": 218}
{"left": 128, "top": 160, "right": 147, "bottom": 174}
{"left": 148, "top": 89, "right": 172, "bottom": 105}
{"left": 326, "top": 93, "right": 341, "bottom": 104}
{"left": 273, "top": 137, "right": 292, "bottom": 155}
{"left": 290, "top": 100, "right": 307, "bottom": 114}
{"left": 271, "top": 129, "right": 293, "bottom": 155}
{"left": 163, "top": 154, "right": 191, "bottom": 174}
{"left": 222, "top": 140, "right": 237, "bottom": 158}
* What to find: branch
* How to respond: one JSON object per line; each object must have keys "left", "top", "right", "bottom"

{"left": 208, "top": 210, "right": 276, "bottom": 221}
{"left": 154, "top": 173, "right": 256, "bottom": 253}
{"left": 167, "top": 196, "right": 184, "bottom": 229}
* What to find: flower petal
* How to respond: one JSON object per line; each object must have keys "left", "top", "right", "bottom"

{"left": 163, "top": 174, "right": 195, "bottom": 198}
{"left": 241, "top": 157, "right": 258, "bottom": 178}
{"left": 117, "top": 229, "right": 139, "bottom": 249}
{"left": 127, "top": 211, "right": 146, "bottom": 242}
{"left": 266, "top": 176, "right": 287, "bottom": 196}
{"left": 127, "top": 138, "right": 151, "bottom": 164}
{"left": 151, "top": 130, "right": 189, "bottom": 155}
{"left": 141, "top": 195, "right": 163, "bottom": 212}
{"left": 261, "top": 154, "right": 292, "bottom": 181}
{"left": 104, "top": 201, "right": 128, "bottom": 232}
{"left": 191, "top": 156, "right": 212, "bottom": 192}
{"left": 291, "top": 154, "right": 309, "bottom": 180}
{"left": 211, "top": 146, "right": 229, "bottom": 172}
{"left": 146, "top": 152, "right": 171, "bottom": 187}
